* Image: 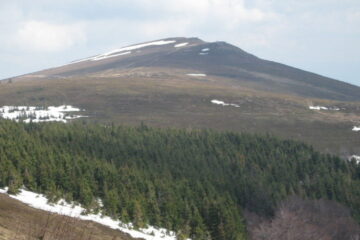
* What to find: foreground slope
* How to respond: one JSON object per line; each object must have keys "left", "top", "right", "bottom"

{"left": 0, "top": 120, "right": 359, "bottom": 239}
{"left": 0, "top": 193, "right": 137, "bottom": 240}
{"left": 1, "top": 192, "right": 359, "bottom": 240}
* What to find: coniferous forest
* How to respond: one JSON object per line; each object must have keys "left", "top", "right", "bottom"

{"left": 0, "top": 120, "right": 359, "bottom": 239}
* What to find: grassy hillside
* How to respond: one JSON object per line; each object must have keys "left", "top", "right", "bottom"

{"left": 0, "top": 120, "right": 359, "bottom": 239}
{"left": 0, "top": 71, "right": 359, "bottom": 156}
{"left": 0, "top": 194, "right": 137, "bottom": 240}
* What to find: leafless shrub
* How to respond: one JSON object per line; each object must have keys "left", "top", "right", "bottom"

{"left": 250, "top": 196, "right": 360, "bottom": 240}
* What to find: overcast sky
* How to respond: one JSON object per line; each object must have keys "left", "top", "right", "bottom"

{"left": 1, "top": 0, "right": 359, "bottom": 86}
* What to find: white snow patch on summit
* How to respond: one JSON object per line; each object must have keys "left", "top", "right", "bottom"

{"left": 174, "top": 42, "right": 188, "bottom": 48}
{"left": 199, "top": 48, "right": 210, "bottom": 55}
{"left": 0, "top": 187, "right": 188, "bottom": 240}
{"left": 73, "top": 40, "right": 176, "bottom": 63}
{"left": 211, "top": 99, "right": 240, "bottom": 108}
{"left": 92, "top": 51, "right": 131, "bottom": 61}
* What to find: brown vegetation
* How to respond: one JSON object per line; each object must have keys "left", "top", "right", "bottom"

{"left": 0, "top": 70, "right": 359, "bottom": 156}
{"left": 0, "top": 194, "right": 138, "bottom": 240}
{"left": 247, "top": 196, "right": 360, "bottom": 240}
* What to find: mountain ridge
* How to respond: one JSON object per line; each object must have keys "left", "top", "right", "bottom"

{"left": 9, "top": 37, "right": 360, "bottom": 101}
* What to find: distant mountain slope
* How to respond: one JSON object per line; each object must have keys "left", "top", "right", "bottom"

{"left": 14, "top": 37, "right": 360, "bottom": 101}
{"left": 1, "top": 37, "right": 360, "bottom": 156}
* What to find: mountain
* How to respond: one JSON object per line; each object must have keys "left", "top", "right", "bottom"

{"left": 1, "top": 37, "right": 360, "bottom": 156}
{"left": 13, "top": 37, "right": 360, "bottom": 101}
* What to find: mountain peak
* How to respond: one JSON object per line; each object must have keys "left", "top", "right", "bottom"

{"left": 9, "top": 37, "right": 360, "bottom": 101}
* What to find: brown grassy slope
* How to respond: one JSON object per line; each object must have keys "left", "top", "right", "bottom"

{"left": 0, "top": 68, "right": 360, "bottom": 155}
{"left": 0, "top": 194, "right": 140, "bottom": 240}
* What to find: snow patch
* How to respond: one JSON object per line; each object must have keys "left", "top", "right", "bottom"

{"left": 0, "top": 187, "right": 188, "bottom": 240}
{"left": 352, "top": 126, "right": 360, "bottom": 132}
{"left": 73, "top": 40, "right": 176, "bottom": 63}
{"left": 0, "top": 105, "right": 87, "bottom": 123}
{"left": 186, "top": 73, "right": 207, "bottom": 77}
{"left": 348, "top": 155, "right": 360, "bottom": 164}
{"left": 174, "top": 42, "right": 188, "bottom": 48}
{"left": 211, "top": 99, "right": 240, "bottom": 108}
{"left": 92, "top": 51, "right": 131, "bottom": 61}
{"left": 309, "top": 106, "right": 340, "bottom": 111}
{"left": 199, "top": 48, "right": 210, "bottom": 55}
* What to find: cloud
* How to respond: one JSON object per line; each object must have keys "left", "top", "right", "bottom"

{"left": 139, "top": 0, "right": 272, "bottom": 26}
{"left": 0, "top": 0, "right": 358, "bottom": 85}
{"left": 16, "top": 20, "right": 86, "bottom": 52}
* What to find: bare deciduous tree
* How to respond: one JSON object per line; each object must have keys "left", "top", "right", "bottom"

{"left": 250, "top": 196, "right": 360, "bottom": 240}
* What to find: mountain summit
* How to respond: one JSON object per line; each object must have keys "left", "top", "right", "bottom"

{"left": 15, "top": 37, "right": 360, "bottom": 101}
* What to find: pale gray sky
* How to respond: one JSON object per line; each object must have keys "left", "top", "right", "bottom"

{"left": 1, "top": 0, "right": 359, "bottom": 86}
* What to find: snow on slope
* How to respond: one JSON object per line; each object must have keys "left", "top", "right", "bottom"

{"left": 174, "top": 42, "right": 188, "bottom": 48}
{"left": 211, "top": 99, "right": 240, "bottom": 108}
{"left": 91, "top": 51, "right": 131, "bottom": 61}
{"left": 186, "top": 73, "right": 207, "bottom": 77}
{"left": 353, "top": 126, "right": 360, "bottom": 132}
{"left": 348, "top": 155, "right": 360, "bottom": 164}
{"left": 0, "top": 187, "right": 189, "bottom": 240}
{"left": 309, "top": 105, "right": 340, "bottom": 111}
{"left": 199, "top": 48, "right": 210, "bottom": 56}
{"left": 73, "top": 40, "right": 176, "bottom": 63}
{"left": 0, "top": 105, "right": 86, "bottom": 123}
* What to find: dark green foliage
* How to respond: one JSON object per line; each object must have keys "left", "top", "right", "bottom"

{"left": 0, "top": 120, "right": 359, "bottom": 239}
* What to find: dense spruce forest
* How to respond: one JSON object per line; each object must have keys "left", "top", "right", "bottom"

{"left": 0, "top": 120, "right": 359, "bottom": 239}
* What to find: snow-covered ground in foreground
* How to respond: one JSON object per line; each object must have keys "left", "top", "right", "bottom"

{"left": 73, "top": 40, "right": 176, "bottom": 63}
{"left": 309, "top": 105, "right": 340, "bottom": 111}
{"left": 0, "top": 105, "right": 87, "bottom": 123}
{"left": 174, "top": 42, "right": 188, "bottom": 48}
{"left": 211, "top": 99, "right": 240, "bottom": 108}
{"left": 353, "top": 126, "right": 360, "bottom": 132}
{"left": 348, "top": 155, "right": 360, "bottom": 164}
{"left": 0, "top": 187, "right": 188, "bottom": 240}
{"left": 186, "top": 73, "right": 207, "bottom": 77}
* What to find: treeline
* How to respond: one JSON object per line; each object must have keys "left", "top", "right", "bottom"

{"left": 0, "top": 120, "right": 359, "bottom": 239}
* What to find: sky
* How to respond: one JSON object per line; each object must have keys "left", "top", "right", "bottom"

{"left": 0, "top": 0, "right": 359, "bottom": 86}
